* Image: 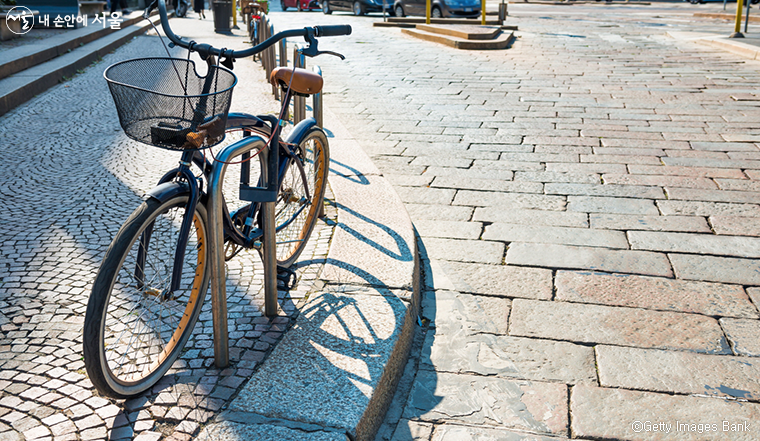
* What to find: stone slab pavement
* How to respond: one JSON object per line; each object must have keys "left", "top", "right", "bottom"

{"left": 269, "top": 2, "right": 760, "bottom": 440}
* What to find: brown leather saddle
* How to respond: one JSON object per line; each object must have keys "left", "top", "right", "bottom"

{"left": 269, "top": 67, "right": 323, "bottom": 96}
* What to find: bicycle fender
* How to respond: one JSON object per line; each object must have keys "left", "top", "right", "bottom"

{"left": 283, "top": 117, "right": 318, "bottom": 145}
{"left": 144, "top": 181, "right": 190, "bottom": 203}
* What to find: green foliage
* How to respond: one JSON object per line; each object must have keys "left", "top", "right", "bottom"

{"left": 1, "top": 0, "right": 17, "bottom": 6}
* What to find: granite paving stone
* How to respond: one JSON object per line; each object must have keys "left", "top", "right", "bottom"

{"left": 509, "top": 299, "right": 729, "bottom": 353}
{"left": 714, "top": 178, "right": 760, "bottom": 192}
{"left": 403, "top": 204, "right": 474, "bottom": 222}
{"left": 555, "top": 271, "right": 757, "bottom": 318}
{"left": 435, "top": 261, "right": 553, "bottom": 299}
{"left": 567, "top": 196, "right": 660, "bottom": 215}
{"left": 670, "top": 254, "right": 760, "bottom": 285}
{"left": 430, "top": 425, "right": 570, "bottom": 441}
{"left": 453, "top": 191, "right": 567, "bottom": 211}
{"left": 596, "top": 345, "right": 760, "bottom": 399}
{"left": 422, "top": 332, "right": 597, "bottom": 385}
{"left": 513, "top": 171, "right": 600, "bottom": 184}
{"left": 590, "top": 213, "right": 711, "bottom": 232}
{"left": 627, "top": 164, "right": 747, "bottom": 178}
{"left": 483, "top": 223, "right": 629, "bottom": 248}
{"left": 666, "top": 187, "right": 760, "bottom": 204}
{"left": 473, "top": 207, "right": 589, "bottom": 228}
{"left": 404, "top": 371, "right": 568, "bottom": 436}
{"left": 506, "top": 242, "right": 673, "bottom": 277}
{"left": 421, "top": 238, "right": 505, "bottom": 264}
{"left": 413, "top": 220, "right": 483, "bottom": 240}
{"left": 602, "top": 173, "right": 718, "bottom": 189}
{"left": 571, "top": 385, "right": 760, "bottom": 440}
{"left": 421, "top": 291, "right": 510, "bottom": 335}
{"left": 628, "top": 230, "right": 760, "bottom": 258}
{"left": 430, "top": 176, "right": 544, "bottom": 194}
{"left": 657, "top": 200, "right": 760, "bottom": 217}
{"left": 390, "top": 420, "right": 433, "bottom": 441}
{"left": 720, "top": 318, "right": 760, "bottom": 357}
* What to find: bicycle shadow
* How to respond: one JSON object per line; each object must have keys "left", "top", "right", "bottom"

{"left": 323, "top": 201, "right": 413, "bottom": 264}
{"left": 204, "top": 255, "right": 420, "bottom": 440}
{"left": 328, "top": 157, "right": 370, "bottom": 185}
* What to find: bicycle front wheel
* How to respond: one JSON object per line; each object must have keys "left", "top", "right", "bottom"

{"left": 83, "top": 195, "right": 209, "bottom": 398}
{"left": 274, "top": 127, "right": 329, "bottom": 268}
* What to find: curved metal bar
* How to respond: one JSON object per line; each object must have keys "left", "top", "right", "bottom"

{"left": 207, "top": 134, "right": 270, "bottom": 368}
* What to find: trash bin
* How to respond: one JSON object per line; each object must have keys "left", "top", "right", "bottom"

{"left": 213, "top": 0, "right": 232, "bottom": 33}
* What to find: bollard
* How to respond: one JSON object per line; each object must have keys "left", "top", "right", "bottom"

{"left": 293, "top": 45, "right": 306, "bottom": 124}
{"left": 745, "top": 0, "right": 751, "bottom": 33}
{"left": 312, "top": 65, "right": 328, "bottom": 219}
{"left": 498, "top": 0, "right": 507, "bottom": 23}
{"left": 731, "top": 0, "right": 745, "bottom": 38}
{"left": 279, "top": 38, "right": 288, "bottom": 67}
{"left": 312, "top": 65, "right": 323, "bottom": 128}
{"left": 269, "top": 23, "right": 277, "bottom": 96}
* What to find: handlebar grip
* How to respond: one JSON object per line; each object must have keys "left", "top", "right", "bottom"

{"left": 315, "top": 25, "right": 352, "bottom": 37}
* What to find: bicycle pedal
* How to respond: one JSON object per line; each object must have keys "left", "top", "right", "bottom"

{"left": 276, "top": 267, "right": 298, "bottom": 290}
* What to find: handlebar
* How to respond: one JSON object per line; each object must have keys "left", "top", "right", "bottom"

{"left": 146, "top": 0, "right": 351, "bottom": 61}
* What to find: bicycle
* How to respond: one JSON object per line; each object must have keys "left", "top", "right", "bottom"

{"left": 82, "top": 0, "right": 351, "bottom": 398}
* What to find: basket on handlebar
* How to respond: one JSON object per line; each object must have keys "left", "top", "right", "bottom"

{"left": 105, "top": 57, "right": 237, "bottom": 151}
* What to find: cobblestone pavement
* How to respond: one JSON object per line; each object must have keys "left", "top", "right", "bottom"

{"left": 270, "top": 3, "right": 760, "bottom": 440}
{"left": 0, "top": 17, "right": 335, "bottom": 441}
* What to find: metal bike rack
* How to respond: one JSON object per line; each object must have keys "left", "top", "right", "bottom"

{"left": 293, "top": 44, "right": 306, "bottom": 124}
{"left": 207, "top": 135, "right": 279, "bottom": 368}
{"left": 312, "top": 65, "right": 323, "bottom": 128}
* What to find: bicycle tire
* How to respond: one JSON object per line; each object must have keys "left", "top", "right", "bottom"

{"left": 83, "top": 195, "right": 209, "bottom": 398}
{"left": 274, "top": 127, "right": 328, "bottom": 268}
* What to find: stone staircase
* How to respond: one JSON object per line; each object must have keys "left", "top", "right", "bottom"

{"left": 0, "top": 12, "right": 162, "bottom": 117}
{"left": 401, "top": 24, "right": 515, "bottom": 50}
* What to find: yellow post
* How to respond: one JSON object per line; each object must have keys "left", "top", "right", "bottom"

{"left": 426, "top": 0, "right": 430, "bottom": 23}
{"left": 731, "top": 0, "right": 744, "bottom": 37}
{"left": 481, "top": 0, "right": 485, "bottom": 25}
{"left": 233, "top": 0, "right": 238, "bottom": 28}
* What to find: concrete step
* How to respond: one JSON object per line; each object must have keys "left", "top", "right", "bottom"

{"left": 0, "top": 14, "right": 160, "bottom": 117}
{"left": 401, "top": 26, "right": 515, "bottom": 49}
{"left": 0, "top": 12, "right": 148, "bottom": 80}
{"left": 415, "top": 23, "right": 501, "bottom": 40}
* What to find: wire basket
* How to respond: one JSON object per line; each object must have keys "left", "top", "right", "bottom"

{"left": 105, "top": 58, "right": 237, "bottom": 151}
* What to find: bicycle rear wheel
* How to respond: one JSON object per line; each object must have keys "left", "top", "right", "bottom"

{"left": 83, "top": 195, "right": 209, "bottom": 398}
{"left": 274, "top": 127, "right": 328, "bottom": 268}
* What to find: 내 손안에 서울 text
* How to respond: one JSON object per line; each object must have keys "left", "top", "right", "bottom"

{"left": 4, "top": 7, "right": 122, "bottom": 36}
{"left": 631, "top": 420, "right": 751, "bottom": 434}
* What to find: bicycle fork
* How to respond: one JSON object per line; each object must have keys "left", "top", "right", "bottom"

{"left": 135, "top": 150, "right": 201, "bottom": 298}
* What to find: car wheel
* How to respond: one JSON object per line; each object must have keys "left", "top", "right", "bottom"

{"left": 394, "top": 4, "right": 404, "bottom": 16}
{"left": 752, "top": 0, "right": 759, "bottom": 4}
{"left": 353, "top": 0, "right": 366, "bottom": 15}
{"left": 322, "top": 0, "right": 332, "bottom": 13}
{"left": 431, "top": 5, "right": 442, "bottom": 18}
{"left": 281, "top": 0, "right": 288, "bottom": 10}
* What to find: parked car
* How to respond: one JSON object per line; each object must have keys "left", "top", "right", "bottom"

{"left": 321, "top": 0, "right": 393, "bottom": 15}
{"left": 393, "top": 0, "right": 480, "bottom": 18}
{"left": 281, "top": 0, "right": 321, "bottom": 11}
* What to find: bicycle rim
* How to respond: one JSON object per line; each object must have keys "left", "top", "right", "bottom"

{"left": 85, "top": 197, "right": 208, "bottom": 397}
{"left": 274, "top": 129, "right": 328, "bottom": 267}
